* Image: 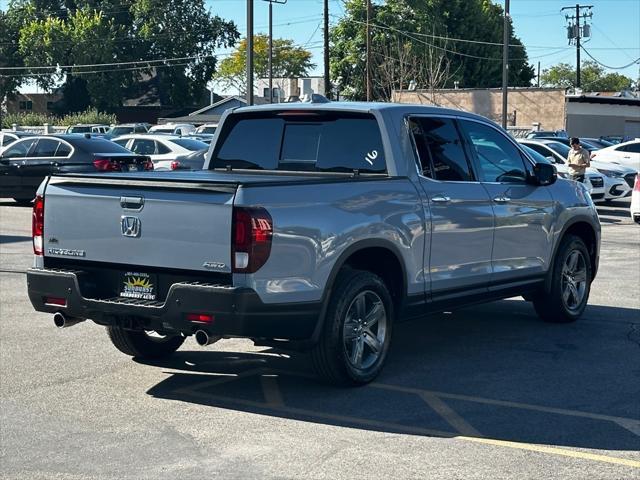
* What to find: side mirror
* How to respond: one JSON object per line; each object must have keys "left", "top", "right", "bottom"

{"left": 530, "top": 162, "right": 557, "bottom": 186}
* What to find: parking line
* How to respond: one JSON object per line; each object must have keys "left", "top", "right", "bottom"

{"left": 459, "top": 436, "right": 640, "bottom": 468}
{"left": 420, "top": 392, "right": 482, "bottom": 437}
{"left": 172, "top": 371, "right": 640, "bottom": 468}
{"left": 372, "top": 382, "right": 640, "bottom": 435}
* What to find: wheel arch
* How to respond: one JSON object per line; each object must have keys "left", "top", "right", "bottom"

{"left": 311, "top": 239, "right": 407, "bottom": 343}
{"left": 545, "top": 217, "right": 599, "bottom": 292}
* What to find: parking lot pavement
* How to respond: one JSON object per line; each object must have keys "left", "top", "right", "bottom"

{"left": 1, "top": 198, "right": 639, "bottom": 480}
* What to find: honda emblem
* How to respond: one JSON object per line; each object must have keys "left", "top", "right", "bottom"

{"left": 121, "top": 216, "right": 141, "bottom": 237}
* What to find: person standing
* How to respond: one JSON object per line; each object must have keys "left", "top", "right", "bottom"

{"left": 566, "top": 137, "right": 590, "bottom": 183}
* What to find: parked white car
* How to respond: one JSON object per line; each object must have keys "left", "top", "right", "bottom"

{"left": 112, "top": 134, "right": 208, "bottom": 170}
{"left": 590, "top": 139, "right": 640, "bottom": 172}
{"left": 631, "top": 174, "right": 640, "bottom": 224}
{"left": 520, "top": 139, "right": 634, "bottom": 201}
{"left": 520, "top": 144, "right": 606, "bottom": 202}
{"left": 195, "top": 123, "right": 217, "bottom": 134}
{"left": 148, "top": 123, "right": 196, "bottom": 136}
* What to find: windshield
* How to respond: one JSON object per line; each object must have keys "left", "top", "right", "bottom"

{"left": 210, "top": 112, "right": 386, "bottom": 173}
{"left": 546, "top": 141, "right": 571, "bottom": 157}
{"left": 68, "top": 126, "right": 92, "bottom": 133}
{"left": 151, "top": 127, "right": 175, "bottom": 134}
{"left": 108, "top": 127, "right": 134, "bottom": 136}
{"left": 521, "top": 145, "right": 552, "bottom": 164}
{"left": 171, "top": 138, "right": 208, "bottom": 151}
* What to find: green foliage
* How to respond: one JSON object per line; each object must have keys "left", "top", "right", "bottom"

{"left": 1, "top": 108, "right": 116, "bottom": 128}
{"left": 1, "top": 111, "right": 53, "bottom": 128}
{"left": 4, "top": 0, "right": 239, "bottom": 110}
{"left": 213, "top": 34, "right": 316, "bottom": 94}
{"left": 331, "top": 0, "right": 535, "bottom": 101}
{"left": 541, "top": 61, "right": 634, "bottom": 92}
{"left": 57, "top": 108, "right": 116, "bottom": 126}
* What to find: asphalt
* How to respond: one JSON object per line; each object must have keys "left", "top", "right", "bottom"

{"left": 1, "top": 198, "right": 639, "bottom": 480}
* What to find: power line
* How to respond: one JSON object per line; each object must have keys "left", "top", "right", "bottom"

{"left": 580, "top": 46, "right": 640, "bottom": 70}
{"left": 0, "top": 55, "right": 215, "bottom": 72}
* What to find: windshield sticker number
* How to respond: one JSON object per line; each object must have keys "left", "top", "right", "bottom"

{"left": 365, "top": 150, "right": 378, "bottom": 166}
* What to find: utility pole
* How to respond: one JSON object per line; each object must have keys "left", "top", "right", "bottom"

{"left": 365, "top": 0, "right": 372, "bottom": 101}
{"left": 562, "top": 4, "right": 593, "bottom": 90}
{"left": 323, "top": 0, "right": 330, "bottom": 99}
{"left": 501, "top": 0, "right": 510, "bottom": 129}
{"left": 537, "top": 61, "right": 541, "bottom": 88}
{"left": 247, "top": 0, "right": 254, "bottom": 105}
{"left": 262, "top": 0, "right": 287, "bottom": 104}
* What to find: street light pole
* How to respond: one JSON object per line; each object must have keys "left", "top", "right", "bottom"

{"left": 247, "top": 0, "right": 254, "bottom": 105}
{"left": 501, "top": 0, "right": 510, "bottom": 129}
{"left": 262, "top": 0, "right": 287, "bottom": 104}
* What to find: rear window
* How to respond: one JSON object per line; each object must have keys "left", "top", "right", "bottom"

{"left": 210, "top": 112, "right": 386, "bottom": 173}
{"left": 73, "top": 137, "right": 136, "bottom": 154}
{"left": 171, "top": 138, "right": 208, "bottom": 151}
{"left": 109, "top": 127, "right": 134, "bottom": 136}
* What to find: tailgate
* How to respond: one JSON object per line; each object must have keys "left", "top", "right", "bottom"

{"left": 42, "top": 175, "right": 237, "bottom": 273}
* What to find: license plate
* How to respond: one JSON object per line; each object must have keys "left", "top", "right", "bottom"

{"left": 120, "top": 271, "right": 158, "bottom": 300}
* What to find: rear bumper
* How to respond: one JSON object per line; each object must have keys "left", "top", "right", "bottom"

{"left": 27, "top": 268, "right": 321, "bottom": 340}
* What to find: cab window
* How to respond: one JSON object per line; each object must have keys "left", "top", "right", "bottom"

{"left": 409, "top": 117, "right": 473, "bottom": 181}
{"left": 460, "top": 120, "right": 528, "bottom": 183}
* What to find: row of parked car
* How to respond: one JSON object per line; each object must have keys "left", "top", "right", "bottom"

{"left": 1, "top": 120, "right": 638, "bottom": 222}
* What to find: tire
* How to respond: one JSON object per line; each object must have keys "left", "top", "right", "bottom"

{"left": 533, "top": 234, "right": 591, "bottom": 323}
{"left": 311, "top": 269, "right": 394, "bottom": 386}
{"left": 13, "top": 197, "right": 33, "bottom": 206}
{"left": 107, "top": 326, "right": 185, "bottom": 359}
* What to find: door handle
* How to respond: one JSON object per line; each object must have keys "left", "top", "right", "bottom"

{"left": 493, "top": 195, "right": 511, "bottom": 203}
{"left": 431, "top": 195, "right": 451, "bottom": 203}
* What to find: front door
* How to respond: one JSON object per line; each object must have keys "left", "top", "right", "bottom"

{"left": 409, "top": 116, "right": 495, "bottom": 298}
{"left": 459, "top": 119, "right": 555, "bottom": 286}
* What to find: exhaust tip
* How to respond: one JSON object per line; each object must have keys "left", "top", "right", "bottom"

{"left": 53, "top": 312, "right": 66, "bottom": 328}
{"left": 53, "top": 312, "right": 84, "bottom": 329}
{"left": 194, "top": 330, "right": 221, "bottom": 347}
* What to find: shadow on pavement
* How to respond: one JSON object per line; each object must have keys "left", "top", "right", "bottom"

{"left": 0, "top": 234, "right": 32, "bottom": 244}
{"left": 140, "top": 299, "right": 640, "bottom": 451}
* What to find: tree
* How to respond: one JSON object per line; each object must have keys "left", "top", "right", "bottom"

{"left": 5, "top": 0, "right": 239, "bottom": 111}
{"left": 213, "top": 34, "right": 315, "bottom": 95}
{"left": 331, "top": 0, "right": 535, "bottom": 101}
{"left": 541, "top": 61, "right": 634, "bottom": 92}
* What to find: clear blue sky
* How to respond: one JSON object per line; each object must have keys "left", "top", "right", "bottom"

{"left": 2, "top": 0, "right": 639, "bottom": 84}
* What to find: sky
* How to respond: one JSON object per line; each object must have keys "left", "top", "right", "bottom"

{"left": 2, "top": 0, "right": 639, "bottom": 91}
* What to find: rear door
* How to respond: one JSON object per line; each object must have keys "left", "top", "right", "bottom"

{"left": 409, "top": 116, "right": 495, "bottom": 297}
{"left": 459, "top": 119, "right": 555, "bottom": 284}
{"left": 20, "top": 138, "right": 61, "bottom": 192}
{"left": 0, "top": 138, "right": 38, "bottom": 196}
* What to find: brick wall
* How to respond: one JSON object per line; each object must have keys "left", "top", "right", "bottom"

{"left": 392, "top": 88, "right": 567, "bottom": 131}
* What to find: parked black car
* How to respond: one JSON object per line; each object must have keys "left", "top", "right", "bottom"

{"left": 0, "top": 134, "right": 152, "bottom": 205}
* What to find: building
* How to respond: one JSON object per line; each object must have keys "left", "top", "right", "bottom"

{"left": 565, "top": 93, "right": 640, "bottom": 138}
{"left": 255, "top": 76, "right": 325, "bottom": 102}
{"left": 6, "top": 92, "right": 63, "bottom": 115}
{"left": 392, "top": 87, "right": 640, "bottom": 137}
{"left": 158, "top": 95, "right": 268, "bottom": 125}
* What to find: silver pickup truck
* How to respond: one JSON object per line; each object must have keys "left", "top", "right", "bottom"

{"left": 27, "top": 103, "right": 600, "bottom": 385}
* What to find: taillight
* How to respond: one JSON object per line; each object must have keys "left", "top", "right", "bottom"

{"left": 170, "top": 161, "right": 181, "bottom": 170}
{"left": 32, "top": 195, "right": 44, "bottom": 256}
{"left": 634, "top": 174, "right": 640, "bottom": 192}
{"left": 93, "top": 158, "right": 121, "bottom": 171}
{"left": 232, "top": 207, "right": 273, "bottom": 273}
{"left": 186, "top": 313, "right": 214, "bottom": 323}
{"left": 144, "top": 159, "right": 154, "bottom": 170}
